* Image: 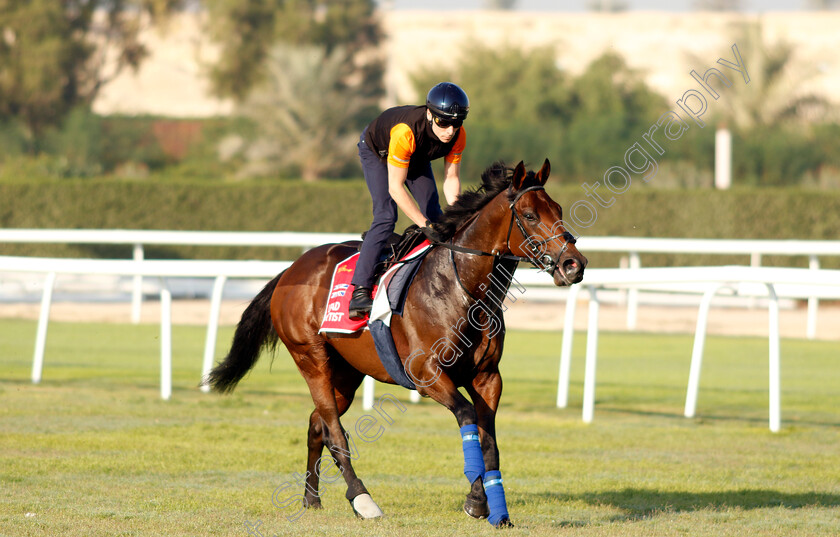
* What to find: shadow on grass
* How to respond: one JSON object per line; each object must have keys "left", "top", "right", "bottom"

{"left": 523, "top": 488, "right": 840, "bottom": 525}
{"left": 594, "top": 405, "right": 840, "bottom": 428}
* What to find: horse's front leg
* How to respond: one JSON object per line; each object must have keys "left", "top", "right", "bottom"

{"left": 411, "top": 368, "right": 491, "bottom": 516}
{"left": 466, "top": 370, "right": 513, "bottom": 528}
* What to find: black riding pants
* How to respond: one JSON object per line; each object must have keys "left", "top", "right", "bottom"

{"left": 351, "top": 130, "right": 443, "bottom": 289}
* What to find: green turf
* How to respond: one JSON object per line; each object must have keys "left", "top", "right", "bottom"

{"left": 1, "top": 319, "right": 838, "bottom": 536}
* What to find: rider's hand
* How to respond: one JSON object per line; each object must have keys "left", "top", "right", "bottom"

{"left": 421, "top": 220, "right": 445, "bottom": 243}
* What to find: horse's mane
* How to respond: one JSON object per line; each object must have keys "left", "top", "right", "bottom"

{"left": 435, "top": 161, "right": 541, "bottom": 240}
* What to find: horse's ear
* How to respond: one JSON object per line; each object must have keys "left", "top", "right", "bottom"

{"left": 511, "top": 161, "right": 527, "bottom": 189}
{"left": 536, "top": 158, "right": 550, "bottom": 186}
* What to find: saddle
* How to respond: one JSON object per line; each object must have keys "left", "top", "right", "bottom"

{"left": 360, "top": 225, "right": 428, "bottom": 282}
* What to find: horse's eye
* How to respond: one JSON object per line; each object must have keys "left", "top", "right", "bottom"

{"left": 523, "top": 212, "right": 538, "bottom": 222}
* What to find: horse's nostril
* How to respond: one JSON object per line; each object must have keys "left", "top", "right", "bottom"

{"left": 563, "top": 259, "right": 579, "bottom": 274}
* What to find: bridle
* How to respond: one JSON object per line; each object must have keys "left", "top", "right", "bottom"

{"left": 504, "top": 185, "right": 577, "bottom": 276}
{"left": 431, "top": 184, "right": 577, "bottom": 301}
{"left": 434, "top": 185, "right": 577, "bottom": 274}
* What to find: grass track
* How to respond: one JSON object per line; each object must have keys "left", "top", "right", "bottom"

{"left": 1, "top": 319, "right": 839, "bottom": 536}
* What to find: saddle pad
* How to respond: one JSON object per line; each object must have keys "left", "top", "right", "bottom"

{"left": 318, "top": 252, "right": 370, "bottom": 334}
{"left": 318, "top": 241, "right": 432, "bottom": 335}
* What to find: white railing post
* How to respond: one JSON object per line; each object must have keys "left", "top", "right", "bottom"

{"left": 132, "top": 243, "right": 144, "bottom": 324}
{"left": 715, "top": 126, "right": 732, "bottom": 190}
{"left": 685, "top": 283, "right": 723, "bottom": 419}
{"left": 557, "top": 283, "right": 581, "bottom": 408}
{"left": 748, "top": 253, "right": 762, "bottom": 309}
{"left": 31, "top": 272, "right": 57, "bottom": 384}
{"left": 160, "top": 282, "right": 172, "bottom": 400}
{"left": 626, "top": 252, "right": 640, "bottom": 330}
{"left": 807, "top": 255, "right": 819, "bottom": 340}
{"left": 766, "top": 283, "right": 781, "bottom": 433}
{"left": 201, "top": 275, "right": 227, "bottom": 392}
{"left": 581, "top": 285, "right": 600, "bottom": 424}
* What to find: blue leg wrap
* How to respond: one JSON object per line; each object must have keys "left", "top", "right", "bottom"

{"left": 484, "top": 470, "right": 510, "bottom": 526}
{"left": 460, "top": 424, "right": 485, "bottom": 484}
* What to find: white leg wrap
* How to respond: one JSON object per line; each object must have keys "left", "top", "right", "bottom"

{"left": 351, "top": 493, "right": 384, "bottom": 519}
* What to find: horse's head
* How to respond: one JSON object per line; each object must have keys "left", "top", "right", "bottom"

{"left": 506, "top": 160, "right": 587, "bottom": 286}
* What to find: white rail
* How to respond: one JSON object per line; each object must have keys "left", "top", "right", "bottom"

{"left": 2, "top": 230, "right": 838, "bottom": 336}
{"left": 0, "top": 229, "right": 358, "bottom": 323}
{"left": 3, "top": 256, "right": 291, "bottom": 400}
{"left": 546, "top": 265, "right": 840, "bottom": 433}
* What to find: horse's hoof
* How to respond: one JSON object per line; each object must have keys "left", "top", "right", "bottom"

{"left": 350, "top": 493, "right": 384, "bottom": 519}
{"left": 463, "top": 496, "right": 489, "bottom": 519}
{"left": 494, "top": 516, "right": 514, "bottom": 528}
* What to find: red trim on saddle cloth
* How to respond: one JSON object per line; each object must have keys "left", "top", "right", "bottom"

{"left": 318, "top": 240, "right": 431, "bottom": 334}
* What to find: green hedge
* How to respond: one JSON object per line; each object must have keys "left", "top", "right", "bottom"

{"left": 1, "top": 179, "right": 838, "bottom": 268}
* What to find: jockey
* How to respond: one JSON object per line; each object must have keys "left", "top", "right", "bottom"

{"left": 348, "top": 82, "right": 470, "bottom": 319}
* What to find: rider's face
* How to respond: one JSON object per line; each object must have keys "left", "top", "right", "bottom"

{"left": 427, "top": 110, "right": 459, "bottom": 143}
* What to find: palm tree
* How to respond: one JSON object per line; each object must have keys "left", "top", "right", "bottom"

{"left": 237, "top": 45, "right": 372, "bottom": 181}
{"left": 698, "top": 21, "right": 831, "bottom": 129}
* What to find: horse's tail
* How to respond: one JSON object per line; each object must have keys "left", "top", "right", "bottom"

{"left": 206, "top": 271, "right": 284, "bottom": 394}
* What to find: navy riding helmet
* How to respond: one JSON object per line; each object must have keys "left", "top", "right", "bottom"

{"left": 426, "top": 82, "right": 470, "bottom": 121}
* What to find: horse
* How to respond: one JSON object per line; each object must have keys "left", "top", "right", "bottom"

{"left": 206, "top": 160, "right": 587, "bottom": 527}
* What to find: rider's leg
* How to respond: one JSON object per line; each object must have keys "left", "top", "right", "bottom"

{"left": 351, "top": 132, "right": 397, "bottom": 317}
{"left": 405, "top": 163, "right": 443, "bottom": 223}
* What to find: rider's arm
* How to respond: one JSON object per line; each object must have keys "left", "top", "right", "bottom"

{"left": 387, "top": 124, "right": 429, "bottom": 228}
{"left": 441, "top": 161, "right": 461, "bottom": 206}
{"left": 387, "top": 164, "right": 428, "bottom": 228}
{"left": 441, "top": 127, "right": 466, "bottom": 206}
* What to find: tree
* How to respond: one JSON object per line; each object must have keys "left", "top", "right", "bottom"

{"left": 409, "top": 42, "right": 573, "bottom": 178}
{"left": 704, "top": 21, "right": 831, "bottom": 130}
{"left": 411, "top": 41, "right": 570, "bottom": 127}
{"left": 204, "top": 0, "right": 383, "bottom": 103}
{"left": 0, "top": 0, "right": 181, "bottom": 140}
{"left": 409, "top": 45, "right": 666, "bottom": 181}
{"left": 204, "top": 0, "right": 384, "bottom": 181}
{"left": 236, "top": 45, "right": 373, "bottom": 181}
{"left": 561, "top": 52, "right": 665, "bottom": 177}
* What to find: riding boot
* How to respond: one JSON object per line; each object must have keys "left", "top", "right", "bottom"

{"left": 348, "top": 286, "right": 373, "bottom": 320}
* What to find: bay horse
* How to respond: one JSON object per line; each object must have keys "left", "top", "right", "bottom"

{"left": 206, "top": 160, "right": 586, "bottom": 527}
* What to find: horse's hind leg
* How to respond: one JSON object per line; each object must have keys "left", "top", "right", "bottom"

{"left": 295, "top": 349, "right": 380, "bottom": 517}
{"left": 302, "top": 373, "right": 360, "bottom": 509}
{"left": 303, "top": 410, "right": 325, "bottom": 509}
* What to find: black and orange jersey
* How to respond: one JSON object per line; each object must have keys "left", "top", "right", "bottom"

{"left": 364, "top": 106, "right": 466, "bottom": 170}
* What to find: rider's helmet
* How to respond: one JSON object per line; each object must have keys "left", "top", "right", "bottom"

{"left": 426, "top": 82, "right": 469, "bottom": 122}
